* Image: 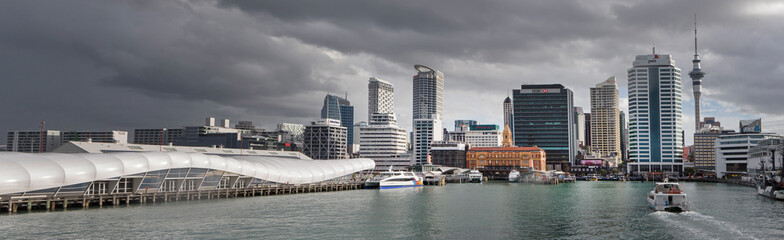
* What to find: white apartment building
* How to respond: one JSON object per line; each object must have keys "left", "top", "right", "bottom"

{"left": 6, "top": 130, "right": 61, "bottom": 152}
{"left": 464, "top": 125, "right": 502, "bottom": 148}
{"left": 368, "top": 77, "right": 394, "bottom": 119}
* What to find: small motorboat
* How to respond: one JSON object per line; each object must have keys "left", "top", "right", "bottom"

{"left": 647, "top": 180, "right": 690, "bottom": 212}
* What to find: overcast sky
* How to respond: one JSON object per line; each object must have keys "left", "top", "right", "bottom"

{"left": 2, "top": 0, "right": 783, "bottom": 146}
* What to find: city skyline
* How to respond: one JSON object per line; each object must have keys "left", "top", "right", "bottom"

{"left": 2, "top": 1, "right": 784, "bottom": 146}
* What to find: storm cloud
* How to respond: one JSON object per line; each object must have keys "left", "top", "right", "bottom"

{"left": 1, "top": 0, "right": 783, "bottom": 145}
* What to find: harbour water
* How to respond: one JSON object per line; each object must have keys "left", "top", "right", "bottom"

{"left": 1, "top": 181, "right": 783, "bottom": 239}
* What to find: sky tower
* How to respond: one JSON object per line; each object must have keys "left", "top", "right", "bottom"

{"left": 689, "top": 14, "right": 706, "bottom": 131}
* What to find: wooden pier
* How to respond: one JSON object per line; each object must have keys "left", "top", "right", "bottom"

{"left": 0, "top": 182, "right": 364, "bottom": 214}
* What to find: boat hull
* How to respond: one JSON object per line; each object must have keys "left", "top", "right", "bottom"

{"left": 365, "top": 180, "right": 422, "bottom": 189}
{"left": 648, "top": 192, "right": 690, "bottom": 212}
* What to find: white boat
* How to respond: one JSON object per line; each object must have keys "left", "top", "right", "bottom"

{"left": 365, "top": 171, "right": 423, "bottom": 189}
{"left": 647, "top": 180, "right": 690, "bottom": 212}
{"left": 469, "top": 169, "right": 483, "bottom": 183}
{"left": 508, "top": 170, "right": 520, "bottom": 182}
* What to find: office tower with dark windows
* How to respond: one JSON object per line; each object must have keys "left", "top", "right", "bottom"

{"left": 512, "top": 84, "right": 576, "bottom": 171}
{"left": 321, "top": 94, "right": 354, "bottom": 152}
{"left": 627, "top": 50, "right": 684, "bottom": 175}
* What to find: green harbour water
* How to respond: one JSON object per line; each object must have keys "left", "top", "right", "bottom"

{"left": 1, "top": 181, "right": 783, "bottom": 239}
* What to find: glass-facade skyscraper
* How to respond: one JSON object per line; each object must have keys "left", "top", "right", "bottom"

{"left": 321, "top": 94, "right": 354, "bottom": 148}
{"left": 512, "top": 84, "right": 576, "bottom": 171}
{"left": 627, "top": 51, "right": 684, "bottom": 174}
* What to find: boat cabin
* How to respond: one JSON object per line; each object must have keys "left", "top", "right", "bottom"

{"left": 654, "top": 183, "right": 682, "bottom": 194}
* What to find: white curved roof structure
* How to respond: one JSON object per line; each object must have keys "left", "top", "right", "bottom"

{"left": 0, "top": 152, "right": 374, "bottom": 195}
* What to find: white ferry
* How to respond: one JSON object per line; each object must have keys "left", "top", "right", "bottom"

{"left": 469, "top": 169, "right": 483, "bottom": 183}
{"left": 647, "top": 181, "right": 690, "bottom": 212}
{"left": 365, "top": 171, "right": 423, "bottom": 189}
{"left": 508, "top": 170, "right": 520, "bottom": 182}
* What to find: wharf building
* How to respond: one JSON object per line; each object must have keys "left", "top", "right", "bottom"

{"left": 321, "top": 94, "right": 355, "bottom": 152}
{"left": 429, "top": 141, "right": 468, "bottom": 168}
{"left": 715, "top": 132, "right": 781, "bottom": 179}
{"left": 512, "top": 84, "right": 576, "bottom": 171}
{"left": 358, "top": 113, "right": 410, "bottom": 171}
{"left": 412, "top": 64, "right": 444, "bottom": 164}
{"left": 303, "top": 119, "right": 347, "bottom": 160}
{"left": 627, "top": 50, "right": 684, "bottom": 175}
{"left": 0, "top": 143, "right": 374, "bottom": 205}
{"left": 465, "top": 124, "right": 502, "bottom": 148}
{"left": 467, "top": 125, "right": 547, "bottom": 177}
{"left": 368, "top": 77, "right": 394, "bottom": 120}
{"left": 61, "top": 131, "right": 128, "bottom": 144}
{"left": 589, "top": 77, "right": 621, "bottom": 165}
{"left": 6, "top": 130, "right": 61, "bottom": 152}
{"left": 748, "top": 138, "right": 784, "bottom": 178}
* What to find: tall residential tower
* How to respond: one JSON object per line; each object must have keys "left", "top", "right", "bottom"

{"left": 589, "top": 76, "right": 621, "bottom": 165}
{"left": 368, "top": 77, "right": 394, "bottom": 119}
{"left": 627, "top": 50, "right": 684, "bottom": 174}
{"left": 412, "top": 64, "right": 444, "bottom": 164}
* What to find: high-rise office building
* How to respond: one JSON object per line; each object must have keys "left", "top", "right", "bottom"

{"left": 368, "top": 77, "right": 394, "bottom": 119}
{"left": 412, "top": 64, "right": 444, "bottom": 164}
{"left": 584, "top": 113, "right": 592, "bottom": 148}
{"left": 321, "top": 94, "right": 354, "bottom": 150}
{"left": 575, "top": 107, "right": 586, "bottom": 147}
{"left": 303, "top": 119, "right": 347, "bottom": 160}
{"left": 512, "top": 84, "right": 576, "bottom": 170}
{"left": 693, "top": 118, "right": 729, "bottom": 171}
{"left": 627, "top": 50, "right": 684, "bottom": 174}
{"left": 454, "top": 120, "right": 477, "bottom": 130}
{"left": 589, "top": 76, "right": 621, "bottom": 165}
{"left": 620, "top": 111, "right": 629, "bottom": 162}
{"left": 6, "top": 130, "right": 61, "bottom": 152}
{"left": 503, "top": 97, "right": 513, "bottom": 137}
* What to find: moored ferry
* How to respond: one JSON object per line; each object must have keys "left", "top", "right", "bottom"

{"left": 508, "top": 170, "right": 520, "bottom": 182}
{"left": 365, "top": 171, "right": 423, "bottom": 189}
{"left": 469, "top": 169, "right": 483, "bottom": 183}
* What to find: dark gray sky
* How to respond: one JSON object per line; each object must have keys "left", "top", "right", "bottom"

{"left": 2, "top": 0, "right": 783, "bottom": 145}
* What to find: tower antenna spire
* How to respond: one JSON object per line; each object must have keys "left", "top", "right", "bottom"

{"left": 694, "top": 13, "right": 698, "bottom": 56}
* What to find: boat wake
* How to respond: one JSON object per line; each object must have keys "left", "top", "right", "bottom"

{"left": 651, "top": 211, "right": 759, "bottom": 240}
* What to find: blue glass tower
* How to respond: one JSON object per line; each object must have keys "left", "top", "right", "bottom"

{"left": 321, "top": 94, "right": 354, "bottom": 148}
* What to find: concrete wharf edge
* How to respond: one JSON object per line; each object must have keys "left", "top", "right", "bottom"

{"left": 0, "top": 182, "right": 364, "bottom": 214}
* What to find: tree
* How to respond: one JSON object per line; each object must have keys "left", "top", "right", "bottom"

{"left": 683, "top": 167, "right": 697, "bottom": 175}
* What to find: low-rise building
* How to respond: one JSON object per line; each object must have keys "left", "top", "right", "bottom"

{"left": 61, "top": 130, "right": 128, "bottom": 144}
{"left": 466, "top": 125, "right": 546, "bottom": 177}
{"left": 429, "top": 141, "right": 467, "bottom": 168}
{"left": 465, "top": 124, "right": 502, "bottom": 148}
{"left": 6, "top": 130, "right": 61, "bottom": 152}
{"left": 715, "top": 133, "right": 781, "bottom": 179}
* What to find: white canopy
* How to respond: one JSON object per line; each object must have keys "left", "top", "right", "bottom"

{"left": 0, "top": 152, "right": 374, "bottom": 195}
